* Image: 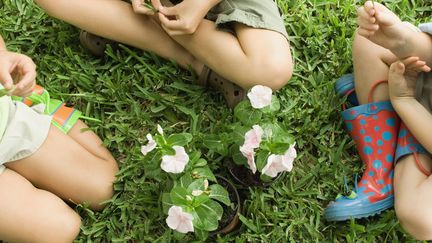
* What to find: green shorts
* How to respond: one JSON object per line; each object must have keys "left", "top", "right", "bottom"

{"left": 206, "top": 0, "right": 289, "bottom": 40}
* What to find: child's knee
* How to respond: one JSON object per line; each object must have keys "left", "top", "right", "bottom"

{"left": 255, "top": 55, "right": 293, "bottom": 90}
{"left": 39, "top": 191, "right": 82, "bottom": 242}
{"left": 88, "top": 161, "right": 118, "bottom": 211}
{"left": 396, "top": 203, "right": 432, "bottom": 240}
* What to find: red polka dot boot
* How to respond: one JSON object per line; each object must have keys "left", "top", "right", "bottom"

{"left": 325, "top": 81, "right": 400, "bottom": 221}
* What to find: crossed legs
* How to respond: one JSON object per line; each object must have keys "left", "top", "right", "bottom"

{"left": 0, "top": 120, "right": 118, "bottom": 242}
{"left": 353, "top": 30, "right": 432, "bottom": 240}
{"left": 34, "top": 0, "right": 293, "bottom": 90}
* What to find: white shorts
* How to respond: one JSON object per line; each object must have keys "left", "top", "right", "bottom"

{"left": 0, "top": 99, "right": 51, "bottom": 173}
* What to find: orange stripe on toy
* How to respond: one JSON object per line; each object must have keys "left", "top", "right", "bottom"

{"left": 33, "top": 85, "right": 45, "bottom": 95}
{"left": 53, "top": 104, "right": 75, "bottom": 127}
{"left": 22, "top": 85, "right": 46, "bottom": 106}
{"left": 23, "top": 99, "right": 33, "bottom": 106}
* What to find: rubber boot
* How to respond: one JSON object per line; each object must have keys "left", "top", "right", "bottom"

{"left": 395, "top": 122, "right": 429, "bottom": 175}
{"left": 325, "top": 100, "right": 400, "bottom": 221}
{"left": 335, "top": 73, "right": 359, "bottom": 106}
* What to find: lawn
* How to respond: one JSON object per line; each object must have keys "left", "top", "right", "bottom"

{"left": 1, "top": 0, "right": 431, "bottom": 242}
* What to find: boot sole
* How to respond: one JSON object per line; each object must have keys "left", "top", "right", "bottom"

{"left": 324, "top": 195, "right": 394, "bottom": 221}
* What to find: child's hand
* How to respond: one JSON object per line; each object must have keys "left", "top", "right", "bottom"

{"left": 0, "top": 50, "right": 36, "bottom": 97}
{"left": 131, "top": 0, "right": 161, "bottom": 15}
{"left": 158, "top": 0, "right": 215, "bottom": 36}
{"left": 357, "top": 1, "right": 410, "bottom": 50}
{"left": 388, "top": 57, "right": 431, "bottom": 100}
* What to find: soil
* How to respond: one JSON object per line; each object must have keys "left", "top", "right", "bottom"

{"left": 226, "top": 160, "right": 276, "bottom": 188}
{"left": 211, "top": 175, "right": 241, "bottom": 235}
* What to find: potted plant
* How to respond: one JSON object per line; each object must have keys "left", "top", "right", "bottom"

{"left": 140, "top": 125, "right": 240, "bottom": 240}
{"left": 204, "top": 85, "right": 298, "bottom": 187}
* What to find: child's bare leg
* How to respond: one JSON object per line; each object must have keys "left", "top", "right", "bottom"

{"left": 0, "top": 169, "right": 81, "bottom": 242}
{"left": 164, "top": 21, "right": 293, "bottom": 90}
{"left": 6, "top": 122, "right": 118, "bottom": 211}
{"left": 34, "top": 0, "right": 203, "bottom": 73}
{"left": 353, "top": 31, "right": 397, "bottom": 103}
{"left": 394, "top": 154, "right": 432, "bottom": 240}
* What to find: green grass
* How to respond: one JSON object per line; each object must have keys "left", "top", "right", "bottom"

{"left": 1, "top": 0, "right": 431, "bottom": 242}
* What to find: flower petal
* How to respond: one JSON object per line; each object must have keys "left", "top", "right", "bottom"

{"left": 240, "top": 145, "right": 257, "bottom": 174}
{"left": 166, "top": 206, "right": 194, "bottom": 233}
{"left": 141, "top": 134, "right": 157, "bottom": 156}
{"left": 247, "top": 85, "right": 273, "bottom": 109}
{"left": 161, "top": 146, "right": 189, "bottom": 173}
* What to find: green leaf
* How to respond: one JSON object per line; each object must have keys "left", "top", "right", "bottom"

{"left": 208, "top": 184, "right": 231, "bottom": 206}
{"left": 194, "top": 158, "right": 207, "bottom": 167}
{"left": 234, "top": 100, "right": 263, "bottom": 126}
{"left": 178, "top": 173, "right": 193, "bottom": 188}
{"left": 194, "top": 229, "right": 209, "bottom": 241}
{"left": 261, "top": 95, "right": 280, "bottom": 114}
{"left": 256, "top": 150, "right": 270, "bottom": 171}
{"left": 170, "top": 187, "right": 189, "bottom": 206}
{"left": 187, "top": 178, "right": 206, "bottom": 193}
{"left": 193, "top": 200, "right": 223, "bottom": 231}
{"left": 200, "top": 200, "right": 224, "bottom": 221}
{"left": 239, "top": 214, "right": 259, "bottom": 233}
{"left": 192, "top": 194, "right": 210, "bottom": 208}
{"left": 161, "top": 193, "right": 174, "bottom": 214}
{"left": 191, "top": 167, "right": 217, "bottom": 182}
{"left": 166, "top": 133, "right": 192, "bottom": 147}
{"left": 202, "top": 134, "right": 229, "bottom": 156}
{"left": 230, "top": 144, "right": 247, "bottom": 166}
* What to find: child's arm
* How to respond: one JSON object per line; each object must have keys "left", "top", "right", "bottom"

{"left": 157, "top": 0, "right": 221, "bottom": 36}
{"left": 358, "top": 1, "right": 432, "bottom": 65}
{"left": 0, "top": 35, "right": 36, "bottom": 96}
{"left": 389, "top": 59, "right": 432, "bottom": 152}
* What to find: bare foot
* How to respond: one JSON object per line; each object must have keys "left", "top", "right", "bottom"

{"left": 357, "top": 1, "right": 414, "bottom": 51}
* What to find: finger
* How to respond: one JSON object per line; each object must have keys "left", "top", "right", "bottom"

{"left": 357, "top": 7, "right": 376, "bottom": 24}
{"left": 389, "top": 61, "right": 405, "bottom": 75}
{"left": 15, "top": 59, "right": 36, "bottom": 90}
{"left": 159, "top": 12, "right": 183, "bottom": 30}
{"left": 357, "top": 28, "right": 375, "bottom": 38}
{"left": 132, "top": 0, "right": 154, "bottom": 15}
{"left": 0, "top": 66, "right": 14, "bottom": 90}
{"left": 401, "top": 56, "right": 420, "bottom": 67}
{"left": 357, "top": 20, "right": 379, "bottom": 31}
{"left": 158, "top": 5, "right": 178, "bottom": 16}
{"left": 364, "top": 1, "right": 375, "bottom": 16}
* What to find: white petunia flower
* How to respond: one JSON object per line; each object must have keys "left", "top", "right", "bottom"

{"left": 247, "top": 85, "right": 272, "bottom": 109}
{"left": 243, "top": 125, "right": 264, "bottom": 149}
{"left": 141, "top": 134, "right": 157, "bottom": 156}
{"left": 239, "top": 145, "right": 257, "bottom": 174}
{"left": 161, "top": 146, "right": 189, "bottom": 173}
{"left": 166, "top": 206, "right": 194, "bottom": 233}
{"left": 262, "top": 145, "right": 296, "bottom": 177}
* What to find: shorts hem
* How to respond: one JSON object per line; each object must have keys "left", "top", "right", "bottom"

{"left": 215, "top": 9, "right": 289, "bottom": 40}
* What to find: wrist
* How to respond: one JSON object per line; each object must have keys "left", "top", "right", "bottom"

{"left": 391, "top": 96, "right": 417, "bottom": 110}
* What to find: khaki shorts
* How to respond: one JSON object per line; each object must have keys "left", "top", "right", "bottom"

{"left": 0, "top": 99, "right": 51, "bottom": 174}
{"left": 415, "top": 72, "right": 432, "bottom": 112}
{"left": 206, "top": 0, "right": 289, "bottom": 40}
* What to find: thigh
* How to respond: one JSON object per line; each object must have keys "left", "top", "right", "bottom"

{"left": 0, "top": 168, "right": 81, "bottom": 243}
{"left": 352, "top": 32, "right": 398, "bottom": 104}
{"left": 6, "top": 122, "right": 118, "bottom": 210}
